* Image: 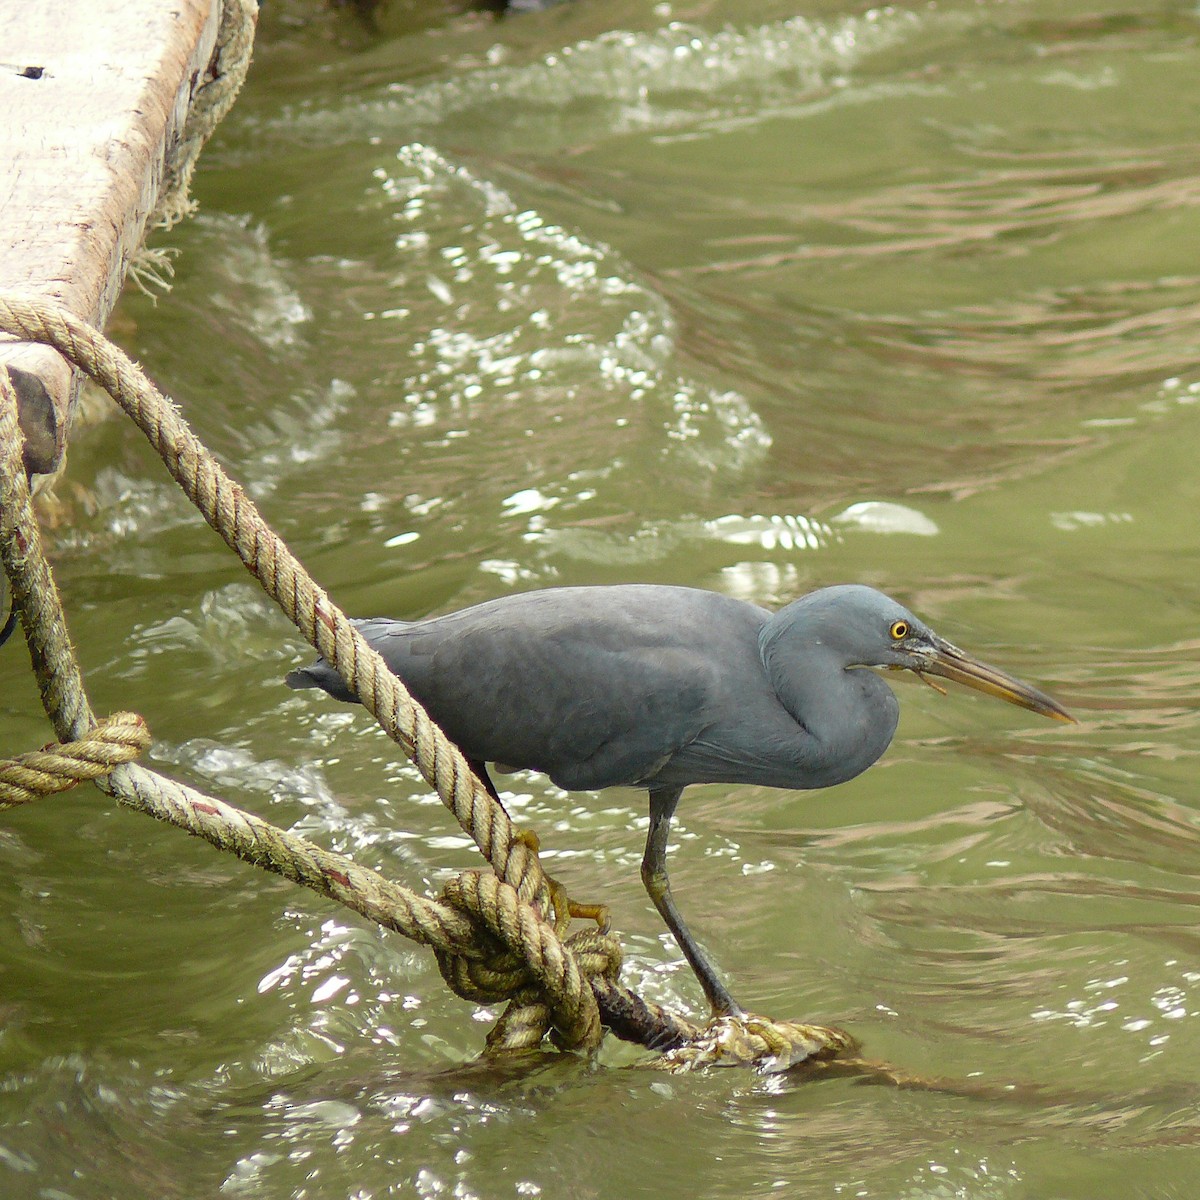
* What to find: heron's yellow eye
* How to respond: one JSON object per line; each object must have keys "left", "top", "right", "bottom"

{"left": 889, "top": 620, "right": 909, "bottom": 640}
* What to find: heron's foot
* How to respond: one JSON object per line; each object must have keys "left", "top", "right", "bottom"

{"left": 566, "top": 898, "right": 611, "bottom": 933}
{"left": 542, "top": 874, "right": 611, "bottom": 932}
{"left": 654, "top": 1013, "right": 858, "bottom": 1074}
{"left": 507, "top": 829, "right": 609, "bottom": 931}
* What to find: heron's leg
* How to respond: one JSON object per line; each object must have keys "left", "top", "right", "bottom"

{"left": 642, "top": 786, "right": 743, "bottom": 1017}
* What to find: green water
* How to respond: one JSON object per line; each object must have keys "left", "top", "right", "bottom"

{"left": 3, "top": 0, "right": 1200, "bottom": 1195}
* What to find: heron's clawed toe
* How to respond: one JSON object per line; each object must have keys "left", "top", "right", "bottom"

{"left": 566, "top": 898, "right": 611, "bottom": 933}
{"left": 657, "top": 1013, "right": 857, "bottom": 1073}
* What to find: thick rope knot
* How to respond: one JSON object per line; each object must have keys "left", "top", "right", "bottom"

{"left": 0, "top": 711, "right": 152, "bottom": 810}
{"left": 433, "top": 870, "right": 622, "bottom": 1053}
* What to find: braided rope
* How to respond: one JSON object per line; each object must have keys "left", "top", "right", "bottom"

{"left": 0, "top": 369, "right": 480, "bottom": 962}
{"left": 654, "top": 1015, "right": 858, "bottom": 1074}
{"left": 153, "top": 0, "right": 258, "bottom": 231}
{"left": 0, "top": 301, "right": 542, "bottom": 897}
{"left": 437, "top": 872, "right": 622, "bottom": 1050}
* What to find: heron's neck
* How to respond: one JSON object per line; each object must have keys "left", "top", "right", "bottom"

{"left": 758, "top": 619, "right": 899, "bottom": 787}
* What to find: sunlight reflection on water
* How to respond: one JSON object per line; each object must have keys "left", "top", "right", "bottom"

{"left": 5, "top": 0, "right": 1200, "bottom": 1197}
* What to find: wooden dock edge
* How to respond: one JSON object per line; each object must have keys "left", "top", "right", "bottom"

{"left": 0, "top": 1, "right": 242, "bottom": 479}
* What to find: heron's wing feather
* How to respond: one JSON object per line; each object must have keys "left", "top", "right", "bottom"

{"left": 384, "top": 590, "right": 768, "bottom": 784}
{"left": 367, "top": 615, "right": 716, "bottom": 790}
{"left": 655, "top": 726, "right": 819, "bottom": 790}
{"left": 288, "top": 586, "right": 775, "bottom": 791}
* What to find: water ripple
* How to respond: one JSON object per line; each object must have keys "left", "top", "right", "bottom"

{"left": 258, "top": 10, "right": 925, "bottom": 152}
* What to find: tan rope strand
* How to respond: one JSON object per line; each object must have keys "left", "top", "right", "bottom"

{"left": 0, "top": 302, "right": 603, "bottom": 1050}
{"left": 0, "top": 393, "right": 94, "bottom": 744}
{"left": 0, "top": 370, "right": 491, "bottom": 963}
{"left": 0, "top": 299, "right": 541, "bottom": 890}
{"left": 107, "top": 760, "right": 490, "bottom": 957}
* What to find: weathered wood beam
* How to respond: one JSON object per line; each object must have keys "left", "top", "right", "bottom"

{"left": 0, "top": 0, "right": 222, "bottom": 477}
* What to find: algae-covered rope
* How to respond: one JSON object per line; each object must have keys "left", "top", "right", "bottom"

{"left": 154, "top": 0, "right": 258, "bottom": 232}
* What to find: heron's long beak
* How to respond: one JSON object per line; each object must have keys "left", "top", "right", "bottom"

{"left": 917, "top": 636, "right": 1076, "bottom": 723}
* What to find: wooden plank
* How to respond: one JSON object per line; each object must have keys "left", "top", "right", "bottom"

{"left": 0, "top": 0, "right": 221, "bottom": 477}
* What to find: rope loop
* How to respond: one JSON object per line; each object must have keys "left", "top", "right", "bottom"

{"left": 434, "top": 870, "right": 622, "bottom": 1052}
{"left": 0, "top": 711, "right": 152, "bottom": 809}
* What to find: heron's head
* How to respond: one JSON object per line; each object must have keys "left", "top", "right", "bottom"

{"left": 783, "top": 585, "right": 1075, "bottom": 723}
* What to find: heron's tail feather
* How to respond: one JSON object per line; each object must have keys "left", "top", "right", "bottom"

{"left": 285, "top": 658, "right": 360, "bottom": 703}
{"left": 286, "top": 617, "right": 408, "bottom": 703}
